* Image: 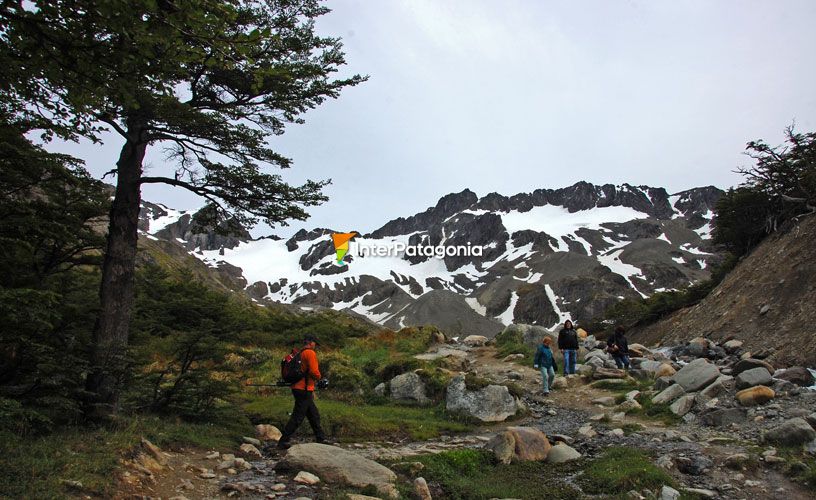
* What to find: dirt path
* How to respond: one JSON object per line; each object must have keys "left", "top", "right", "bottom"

{"left": 116, "top": 343, "right": 815, "bottom": 500}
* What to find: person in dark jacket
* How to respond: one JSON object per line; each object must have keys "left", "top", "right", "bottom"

{"left": 607, "top": 325, "right": 630, "bottom": 370}
{"left": 557, "top": 320, "right": 579, "bottom": 375}
{"left": 533, "top": 337, "right": 558, "bottom": 395}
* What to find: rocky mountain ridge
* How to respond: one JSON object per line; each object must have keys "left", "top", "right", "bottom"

{"left": 629, "top": 213, "right": 816, "bottom": 367}
{"left": 138, "top": 182, "right": 724, "bottom": 337}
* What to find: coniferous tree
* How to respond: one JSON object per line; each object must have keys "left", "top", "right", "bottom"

{"left": 1, "top": 0, "right": 365, "bottom": 415}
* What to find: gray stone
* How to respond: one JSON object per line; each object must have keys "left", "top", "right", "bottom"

{"left": 762, "top": 418, "right": 816, "bottom": 447}
{"left": 654, "top": 376, "right": 673, "bottom": 391}
{"left": 722, "top": 339, "right": 744, "bottom": 354}
{"left": 675, "top": 455, "right": 712, "bottom": 475}
{"left": 279, "top": 444, "right": 397, "bottom": 498}
{"left": 389, "top": 372, "right": 430, "bottom": 405}
{"left": 700, "top": 407, "right": 747, "bottom": 427}
{"left": 374, "top": 382, "right": 386, "bottom": 397}
{"left": 736, "top": 367, "right": 773, "bottom": 390}
{"left": 445, "top": 375, "right": 520, "bottom": 422}
{"left": 669, "top": 394, "right": 696, "bottom": 416}
{"left": 776, "top": 367, "right": 815, "bottom": 387}
{"left": 732, "top": 358, "right": 774, "bottom": 376}
{"left": 546, "top": 443, "right": 582, "bottom": 463}
{"left": 660, "top": 485, "right": 681, "bottom": 500}
{"left": 414, "top": 477, "right": 432, "bottom": 500}
{"left": 671, "top": 358, "right": 720, "bottom": 392}
{"left": 652, "top": 384, "right": 686, "bottom": 405}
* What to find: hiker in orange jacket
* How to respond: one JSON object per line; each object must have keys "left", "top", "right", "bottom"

{"left": 278, "top": 335, "right": 328, "bottom": 449}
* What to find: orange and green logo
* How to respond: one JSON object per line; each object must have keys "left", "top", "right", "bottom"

{"left": 331, "top": 232, "right": 357, "bottom": 266}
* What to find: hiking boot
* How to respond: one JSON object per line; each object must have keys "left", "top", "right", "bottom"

{"left": 315, "top": 437, "right": 336, "bottom": 445}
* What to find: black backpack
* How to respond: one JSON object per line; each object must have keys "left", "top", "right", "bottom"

{"left": 280, "top": 348, "right": 306, "bottom": 385}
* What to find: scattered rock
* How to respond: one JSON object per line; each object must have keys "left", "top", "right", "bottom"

{"left": 414, "top": 477, "right": 432, "bottom": 500}
{"left": 592, "top": 396, "right": 617, "bottom": 406}
{"left": 485, "top": 427, "right": 552, "bottom": 464}
{"left": 654, "top": 376, "right": 674, "bottom": 391}
{"left": 463, "top": 335, "right": 488, "bottom": 347}
{"left": 672, "top": 358, "right": 720, "bottom": 392}
{"left": 776, "top": 367, "right": 815, "bottom": 387}
{"left": 763, "top": 418, "right": 816, "bottom": 447}
{"left": 700, "top": 407, "right": 747, "bottom": 427}
{"left": 374, "top": 383, "right": 386, "bottom": 397}
{"left": 578, "top": 425, "right": 597, "bottom": 438}
{"left": 390, "top": 372, "right": 430, "bottom": 405}
{"left": 551, "top": 377, "right": 568, "bottom": 389}
{"left": 735, "top": 367, "right": 773, "bottom": 390}
{"left": 736, "top": 385, "right": 775, "bottom": 406}
{"left": 669, "top": 394, "right": 695, "bottom": 416}
{"left": 593, "top": 367, "right": 627, "bottom": 379}
{"left": 546, "top": 443, "right": 582, "bottom": 463}
{"left": 684, "top": 488, "right": 717, "bottom": 498}
{"left": 446, "top": 375, "right": 521, "bottom": 422}
{"left": 732, "top": 358, "right": 774, "bottom": 376}
{"left": 255, "top": 424, "right": 283, "bottom": 442}
{"left": 241, "top": 436, "right": 262, "bottom": 447}
{"left": 294, "top": 471, "right": 321, "bottom": 485}
{"left": 278, "top": 444, "right": 397, "bottom": 498}
{"left": 722, "top": 339, "right": 744, "bottom": 354}
{"left": 141, "top": 438, "right": 167, "bottom": 466}
{"left": 660, "top": 485, "right": 681, "bottom": 500}
{"left": 617, "top": 399, "right": 642, "bottom": 413}
{"left": 676, "top": 455, "right": 712, "bottom": 475}
{"left": 656, "top": 363, "right": 676, "bottom": 378}
{"left": 503, "top": 353, "right": 525, "bottom": 362}
{"left": 239, "top": 443, "right": 262, "bottom": 458}
{"left": 652, "top": 384, "right": 686, "bottom": 405}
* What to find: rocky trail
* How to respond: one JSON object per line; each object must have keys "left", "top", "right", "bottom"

{"left": 119, "top": 335, "right": 816, "bottom": 500}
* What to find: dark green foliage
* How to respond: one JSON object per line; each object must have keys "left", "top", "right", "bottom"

{"left": 0, "top": 121, "right": 109, "bottom": 433}
{"left": 713, "top": 126, "right": 816, "bottom": 255}
{"left": 579, "top": 447, "right": 674, "bottom": 494}
{"left": 1, "top": 0, "right": 365, "bottom": 228}
{"left": 493, "top": 328, "right": 535, "bottom": 360}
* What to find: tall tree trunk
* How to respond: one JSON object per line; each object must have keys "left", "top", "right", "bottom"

{"left": 85, "top": 118, "right": 147, "bottom": 417}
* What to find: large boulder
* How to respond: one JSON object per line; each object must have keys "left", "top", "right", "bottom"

{"left": 671, "top": 359, "right": 720, "bottom": 392}
{"left": 732, "top": 358, "right": 774, "bottom": 376}
{"left": 735, "top": 367, "right": 773, "bottom": 390}
{"left": 501, "top": 323, "right": 553, "bottom": 348}
{"left": 485, "top": 426, "right": 552, "bottom": 464}
{"left": 776, "top": 367, "right": 815, "bottom": 387}
{"left": 278, "top": 444, "right": 397, "bottom": 498}
{"left": 762, "top": 418, "right": 816, "bottom": 447}
{"left": 652, "top": 384, "right": 686, "bottom": 405}
{"left": 446, "top": 375, "right": 520, "bottom": 422}
{"left": 389, "top": 372, "right": 430, "bottom": 405}
{"left": 736, "top": 385, "right": 775, "bottom": 406}
{"left": 255, "top": 424, "right": 282, "bottom": 442}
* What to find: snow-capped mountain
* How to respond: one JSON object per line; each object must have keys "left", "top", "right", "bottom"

{"left": 139, "top": 182, "right": 724, "bottom": 337}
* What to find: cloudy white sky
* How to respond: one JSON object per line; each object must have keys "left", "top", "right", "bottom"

{"left": 48, "top": 0, "right": 816, "bottom": 237}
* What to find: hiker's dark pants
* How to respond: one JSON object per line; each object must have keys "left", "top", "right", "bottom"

{"left": 281, "top": 389, "right": 324, "bottom": 442}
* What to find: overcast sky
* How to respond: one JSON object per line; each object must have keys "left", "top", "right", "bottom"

{"left": 47, "top": 0, "right": 816, "bottom": 238}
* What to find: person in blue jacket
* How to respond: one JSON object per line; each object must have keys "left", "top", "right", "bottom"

{"left": 533, "top": 336, "right": 558, "bottom": 395}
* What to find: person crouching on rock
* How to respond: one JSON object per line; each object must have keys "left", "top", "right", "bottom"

{"left": 558, "top": 320, "right": 579, "bottom": 375}
{"left": 278, "top": 335, "right": 328, "bottom": 449}
{"left": 607, "top": 325, "right": 631, "bottom": 370}
{"left": 534, "top": 337, "right": 558, "bottom": 396}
